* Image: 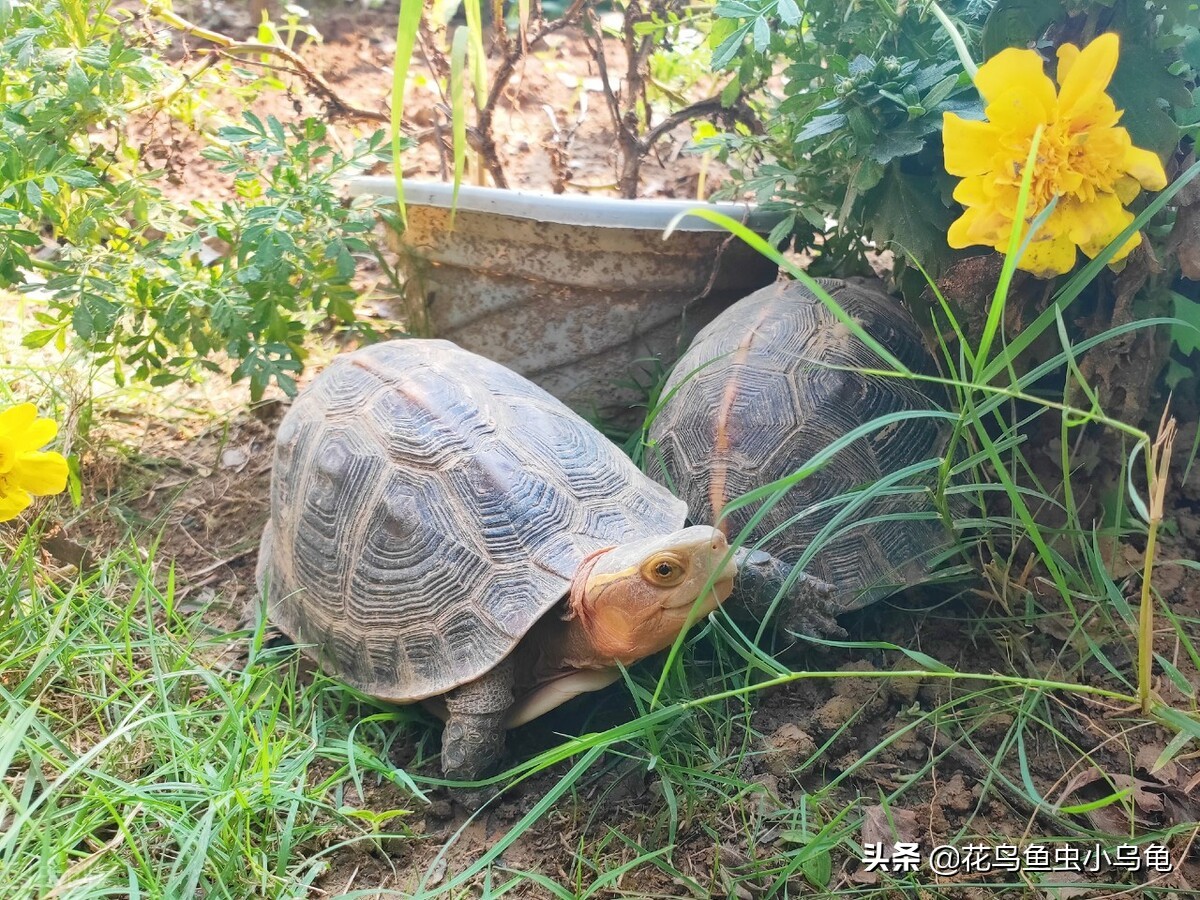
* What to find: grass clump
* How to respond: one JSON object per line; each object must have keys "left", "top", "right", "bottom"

{"left": 0, "top": 534, "right": 422, "bottom": 898}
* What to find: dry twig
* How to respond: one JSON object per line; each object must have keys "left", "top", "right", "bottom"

{"left": 474, "top": 0, "right": 589, "bottom": 188}
{"left": 143, "top": 2, "right": 390, "bottom": 124}
{"left": 583, "top": 1, "right": 760, "bottom": 197}
{"left": 1138, "top": 408, "right": 1177, "bottom": 712}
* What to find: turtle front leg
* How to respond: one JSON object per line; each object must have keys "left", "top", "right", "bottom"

{"left": 731, "top": 548, "right": 846, "bottom": 640}
{"left": 441, "top": 655, "right": 514, "bottom": 800}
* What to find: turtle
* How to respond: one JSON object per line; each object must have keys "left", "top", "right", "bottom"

{"left": 646, "top": 278, "right": 956, "bottom": 637}
{"left": 255, "top": 339, "right": 834, "bottom": 784}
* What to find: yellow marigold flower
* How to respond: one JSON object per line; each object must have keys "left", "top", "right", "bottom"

{"left": 943, "top": 33, "right": 1167, "bottom": 277}
{"left": 0, "top": 403, "right": 69, "bottom": 522}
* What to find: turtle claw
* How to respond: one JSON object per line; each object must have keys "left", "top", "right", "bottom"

{"left": 730, "top": 548, "right": 847, "bottom": 640}
{"left": 777, "top": 572, "right": 847, "bottom": 641}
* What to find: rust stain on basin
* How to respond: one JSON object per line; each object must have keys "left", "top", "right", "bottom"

{"left": 363, "top": 181, "right": 781, "bottom": 415}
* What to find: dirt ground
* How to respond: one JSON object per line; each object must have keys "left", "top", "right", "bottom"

{"left": 144, "top": 0, "right": 730, "bottom": 205}
{"left": 30, "top": 0, "right": 1200, "bottom": 895}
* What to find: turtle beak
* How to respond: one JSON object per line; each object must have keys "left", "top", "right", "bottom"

{"left": 713, "top": 543, "right": 738, "bottom": 601}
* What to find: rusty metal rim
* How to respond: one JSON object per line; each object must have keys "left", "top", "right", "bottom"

{"left": 348, "top": 177, "right": 785, "bottom": 234}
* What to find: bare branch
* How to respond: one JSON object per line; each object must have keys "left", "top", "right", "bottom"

{"left": 641, "top": 95, "right": 762, "bottom": 149}
{"left": 143, "top": 2, "right": 390, "bottom": 124}
{"left": 474, "top": 0, "right": 589, "bottom": 189}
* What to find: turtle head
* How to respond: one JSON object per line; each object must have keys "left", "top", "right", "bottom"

{"left": 568, "top": 526, "right": 737, "bottom": 664}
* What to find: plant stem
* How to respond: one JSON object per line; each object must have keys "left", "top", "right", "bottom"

{"left": 926, "top": 0, "right": 979, "bottom": 79}
{"left": 29, "top": 258, "right": 71, "bottom": 275}
{"left": 1138, "top": 516, "right": 1160, "bottom": 712}
{"left": 1138, "top": 411, "right": 1177, "bottom": 712}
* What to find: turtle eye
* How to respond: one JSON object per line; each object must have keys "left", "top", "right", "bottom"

{"left": 642, "top": 553, "right": 686, "bottom": 587}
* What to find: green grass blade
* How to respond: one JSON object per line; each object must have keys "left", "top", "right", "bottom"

{"left": 463, "top": 0, "right": 487, "bottom": 109}
{"left": 974, "top": 124, "right": 1043, "bottom": 378}
{"left": 449, "top": 24, "right": 469, "bottom": 223}
{"left": 390, "top": 0, "right": 423, "bottom": 226}
{"left": 799, "top": 637, "right": 955, "bottom": 673}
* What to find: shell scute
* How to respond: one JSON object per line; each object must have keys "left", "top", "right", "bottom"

{"left": 292, "top": 425, "right": 387, "bottom": 611}
{"left": 367, "top": 378, "right": 477, "bottom": 472}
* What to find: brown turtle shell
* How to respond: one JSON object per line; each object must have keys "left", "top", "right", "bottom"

{"left": 647, "top": 278, "right": 951, "bottom": 611}
{"left": 257, "top": 339, "right": 687, "bottom": 703}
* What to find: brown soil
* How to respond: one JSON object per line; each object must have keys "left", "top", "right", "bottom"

{"left": 22, "top": 1, "right": 1200, "bottom": 896}
{"left": 141, "top": 0, "right": 733, "bottom": 206}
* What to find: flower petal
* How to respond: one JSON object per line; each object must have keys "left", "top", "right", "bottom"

{"left": 948, "top": 208, "right": 979, "bottom": 249}
{"left": 1114, "top": 175, "right": 1142, "bottom": 205}
{"left": 1075, "top": 193, "right": 1138, "bottom": 261}
{"left": 13, "top": 417, "right": 58, "bottom": 453}
{"left": 1123, "top": 145, "right": 1167, "bottom": 191}
{"left": 1104, "top": 229, "right": 1143, "bottom": 265}
{"left": 1056, "top": 43, "right": 1079, "bottom": 83}
{"left": 1018, "top": 233, "right": 1078, "bottom": 276}
{"left": 0, "top": 484, "right": 32, "bottom": 521}
{"left": 11, "top": 450, "right": 68, "bottom": 496}
{"left": 953, "top": 201, "right": 1013, "bottom": 250}
{"left": 952, "top": 175, "right": 993, "bottom": 207}
{"left": 943, "top": 115, "right": 1003, "bottom": 176}
{"left": 976, "top": 48, "right": 1056, "bottom": 110}
{"left": 1047, "top": 198, "right": 1095, "bottom": 248}
{"left": 0, "top": 403, "right": 38, "bottom": 436}
{"left": 1057, "top": 33, "right": 1119, "bottom": 118}
{"left": 1059, "top": 94, "right": 1122, "bottom": 139}
{"left": 984, "top": 85, "right": 1056, "bottom": 134}
{"left": 978, "top": 208, "right": 1018, "bottom": 247}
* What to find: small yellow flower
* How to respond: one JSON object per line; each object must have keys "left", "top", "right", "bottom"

{"left": 0, "top": 403, "right": 69, "bottom": 522}
{"left": 943, "top": 33, "right": 1167, "bottom": 277}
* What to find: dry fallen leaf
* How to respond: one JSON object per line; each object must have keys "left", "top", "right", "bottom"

{"left": 861, "top": 803, "right": 920, "bottom": 846}
{"left": 1055, "top": 767, "right": 1165, "bottom": 832}
{"left": 851, "top": 804, "right": 921, "bottom": 884}
{"left": 1136, "top": 742, "right": 1180, "bottom": 782}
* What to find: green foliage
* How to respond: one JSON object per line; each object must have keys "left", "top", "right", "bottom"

{"left": 0, "top": 0, "right": 163, "bottom": 283}
{"left": 701, "top": 0, "right": 1195, "bottom": 276}
{"left": 702, "top": 0, "right": 991, "bottom": 273}
{"left": 633, "top": 3, "right": 723, "bottom": 106}
{"left": 1, "top": 0, "right": 393, "bottom": 399}
{"left": 1171, "top": 290, "right": 1200, "bottom": 355}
